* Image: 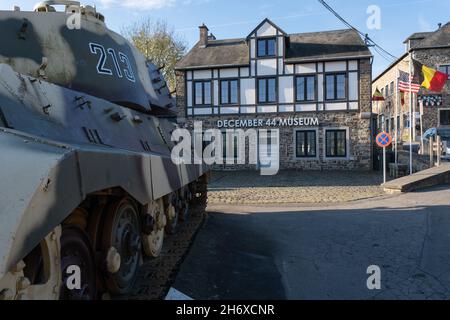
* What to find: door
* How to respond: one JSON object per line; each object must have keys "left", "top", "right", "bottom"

{"left": 257, "top": 129, "right": 280, "bottom": 175}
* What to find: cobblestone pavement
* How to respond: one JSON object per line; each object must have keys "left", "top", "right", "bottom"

{"left": 174, "top": 185, "right": 450, "bottom": 300}
{"left": 208, "top": 171, "right": 385, "bottom": 205}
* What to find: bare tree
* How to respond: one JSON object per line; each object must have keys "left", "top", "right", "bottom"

{"left": 122, "top": 19, "right": 186, "bottom": 92}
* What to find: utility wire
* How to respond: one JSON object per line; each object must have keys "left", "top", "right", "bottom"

{"left": 374, "top": 46, "right": 396, "bottom": 64}
{"left": 318, "top": 0, "right": 398, "bottom": 61}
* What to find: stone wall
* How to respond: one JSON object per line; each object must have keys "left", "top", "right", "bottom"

{"left": 373, "top": 48, "right": 450, "bottom": 140}
{"left": 414, "top": 49, "right": 450, "bottom": 131}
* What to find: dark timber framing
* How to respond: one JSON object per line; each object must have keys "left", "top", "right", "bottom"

{"left": 179, "top": 19, "right": 369, "bottom": 117}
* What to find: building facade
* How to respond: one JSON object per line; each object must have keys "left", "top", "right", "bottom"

{"left": 373, "top": 23, "right": 450, "bottom": 144}
{"left": 176, "top": 19, "right": 373, "bottom": 171}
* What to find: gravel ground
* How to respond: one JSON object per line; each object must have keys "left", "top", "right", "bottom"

{"left": 208, "top": 170, "right": 385, "bottom": 205}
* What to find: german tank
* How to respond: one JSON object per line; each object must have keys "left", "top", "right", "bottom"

{"left": 0, "top": 1, "right": 208, "bottom": 300}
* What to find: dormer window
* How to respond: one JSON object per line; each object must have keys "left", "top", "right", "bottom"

{"left": 257, "top": 38, "right": 276, "bottom": 57}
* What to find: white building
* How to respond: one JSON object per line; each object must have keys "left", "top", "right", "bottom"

{"left": 176, "top": 19, "right": 374, "bottom": 171}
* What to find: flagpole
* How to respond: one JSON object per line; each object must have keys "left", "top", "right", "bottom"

{"left": 420, "top": 100, "right": 424, "bottom": 155}
{"left": 395, "top": 68, "right": 399, "bottom": 164}
{"left": 409, "top": 55, "right": 413, "bottom": 175}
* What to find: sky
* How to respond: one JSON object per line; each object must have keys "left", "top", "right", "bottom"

{"left": 1, "top": 0, "right": 449, "bottom": 77}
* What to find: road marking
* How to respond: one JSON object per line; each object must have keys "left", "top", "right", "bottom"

{"left": 165, "top": 288, "right": 194, "bottom": 300}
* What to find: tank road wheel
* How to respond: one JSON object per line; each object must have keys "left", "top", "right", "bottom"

{"left": 191, "top": 178, "right": 208, "bottom": 208}
{"left": 179, "top": 188, "right": 191, "bottom": 222}
{"left": 142, "top": 199, "right": 166, "bottom": 258}
{"left": 165, "top": 201, "right": 179, "bottom": 235}
{"left": 59, "top": 227, "right": 97, "bottom": 300}
{"left": 102, "top": 198, "right": 141, "bottom": 295}
{"left": 165, "top": 193, "right": 184, "bottom": 235}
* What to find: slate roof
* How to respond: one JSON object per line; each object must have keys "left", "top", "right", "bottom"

{"left": 373, "top": 22, "right": 450, "bottom": 82}
{"left": 176, "top": 38, "right": 249, "bottom": 70}
{"left": 285, "top": 29, "right": 372, "bottom": 63}
{"left": 176, "top": 26, "right": 372, "bottom": 70}
{"left": 413, "top": 22, "right": 450, "bottom": 49}
{"left": 403, "top": 32, "right": 434, "bottom": 44}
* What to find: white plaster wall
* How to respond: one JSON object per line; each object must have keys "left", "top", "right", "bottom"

{"left": 318, "top": 74, "right": 324, "bottom": 102}
{"left": 257, "top": 59, "right": 277, "bottom": 76}
{"left": 240, "top": 78, "right": 256, "bottom": 105}
{"left": 193, "top": 69, "right": 212, "bottom": 79}
{"left": 285, "top": 64, "right": 294, "bottom": 74}
{"left": 279, "top": 76, "right": 294, "bottom": 104}
{"left": 296, "top": 63, "right": 316, "bottom": 74}
{"left": 296, "top": 104, "right": 316, "bottom": 112}
{"left": 251, "top": 60, "right": 256, "bottom": 77}
{"left": 279, "top": 105, "right": 294, "bottom": 112}
{"left": 349, "top": 102, "right": 359, "bottom": 110}
{"left": 325, "top": 103, "right": 347, "bottom": 111}
{"left": 213, "top": 80, "right": 219, "bottom": 106}
{"left": 220, "top": 68, "right": 239, "bottom": 78}
{"left": 349, "top": 60, "right": 358, "bottom": 71}
{"left": 221, "top": 107, "right": 239, "bottom": 114}
{"left": 194, "top": 108, "right": 212, "bottom": 115}
{"left": 278, "top": 36, "right": 284, "bottom": 56}
{"left": 250, "top": 39, "right": 256, "bottom": 59}
{"left": 258, "top": 105, "right": 277, "bottom": 113}
{"left": 325, "top": 61, "right": 347, "bottom": 72}
{"left": 187, "top": 81, "right": 192, "bottom": 107}
{"left": 240, "top": 67, "right": 250, "bottom": 77}
{"left": 257, "top": 22, "right": 277, "bottom": 37}
{"left": 349, "top": 72, "right": 358, "bottom": 101}
{"left": 241, "top": 106, "right": 256, "bottom": 114}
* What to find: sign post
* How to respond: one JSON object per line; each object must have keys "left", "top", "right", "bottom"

{"left": 376, "top": 132, "right": 393, "bottom": 184}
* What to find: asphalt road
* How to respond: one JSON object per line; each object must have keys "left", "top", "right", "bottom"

{"left": 173, "top": 185, "right": 450, "bottom": 300}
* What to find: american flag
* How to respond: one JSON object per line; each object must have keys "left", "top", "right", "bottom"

{"left": 398, "top": 70, "right": 421, "bottom": 93}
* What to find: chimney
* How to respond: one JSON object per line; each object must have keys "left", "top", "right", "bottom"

{"left": 199, "top": 23, "right": 209, "bottom": 47}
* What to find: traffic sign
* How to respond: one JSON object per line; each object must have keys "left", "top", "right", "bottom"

{"left": 376, "top": 132, "right": 392, "bottom": 148}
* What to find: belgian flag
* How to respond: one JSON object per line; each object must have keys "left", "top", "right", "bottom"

{"left": 413, "top": 59, "right": 448, "bottom": 92}
{"left": 372, "top": 88, "right": 385, "bottom": 101}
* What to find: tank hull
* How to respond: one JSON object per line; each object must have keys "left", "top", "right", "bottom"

{"left": 0, "top": 10, "right": 173, "bottom": 111}
{"left": 0, "top": 61, "right": 207, "bottom": 298}
{"left": 0, "top": 4, "right": 208, "bottom": 299}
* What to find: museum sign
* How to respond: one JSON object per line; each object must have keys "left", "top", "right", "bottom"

{"left": 217, "top": 117, "right": 319, "bottom": 129}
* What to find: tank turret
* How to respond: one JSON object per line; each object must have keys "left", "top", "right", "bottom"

{"left": 0, "top": 0, "right": 175, "bottom": 113}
